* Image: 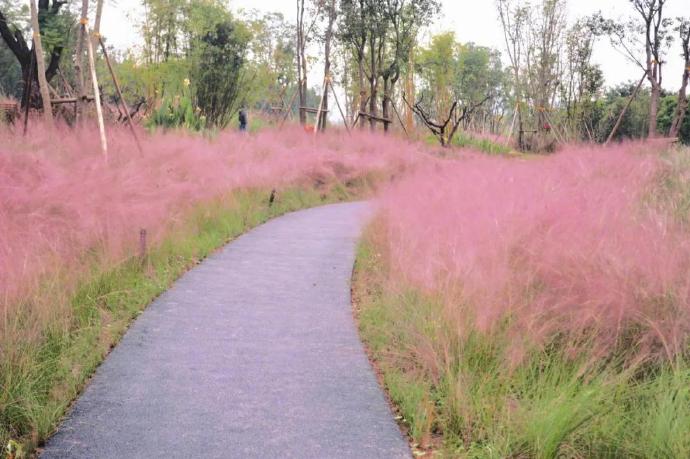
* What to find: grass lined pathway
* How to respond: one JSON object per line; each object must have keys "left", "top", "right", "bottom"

{"left": 42, "top": 202, "right": 409, "bottom": 458}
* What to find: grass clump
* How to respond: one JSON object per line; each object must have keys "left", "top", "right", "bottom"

{"left": 355, "top": 146, "right": 690, "bottom": 458}
{"left": 354, "top": 237, "right": 690, "bottom": 457}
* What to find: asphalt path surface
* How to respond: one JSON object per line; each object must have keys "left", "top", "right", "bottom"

{"left": 42, "top": 202, "right": 410, "bottom": 459}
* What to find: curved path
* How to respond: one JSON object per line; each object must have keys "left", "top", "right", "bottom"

{"left": 42, "top": 202, "right": 409, "bottom": 459}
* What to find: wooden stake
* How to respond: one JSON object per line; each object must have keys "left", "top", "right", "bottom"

{"left": 313, "top": 76, "right": 328, "bottom": 135}
{"left": 29, "top": 0, "right": 53, "bottom": 127}
{"left": 99, "top": 36, "right": 143, "bottom": 155}
{"left": 85, "top": 24, "right": 108, "bottom": 159}
{"left": 390, "top": 100, "right": 409, "bottom": 138}
{"left": 606, "top": 70, "right": 648, "bottom": 146}
{"left": 280, "top": 89, "right": 299, "bottom": 128}
{"left": 139, "top": 229, "right": 148, "bottom": 265}
{"left": 328, "top": 80, "right": 350, "bottom": 134}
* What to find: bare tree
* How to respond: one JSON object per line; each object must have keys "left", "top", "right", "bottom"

{"left": 670, "top": 18, "right": 689, "bottom": 138}
{"left": 296, "top": 0, "right": 322, "bottom": 125}
{"left": 379, "top": 0, "right": 439, "bottom": 133}
{"left": 527, "top": 0, "right": 567, "bottom": 140}
{"left": 596, "top": 0, "right": 672, "bottom": 138}
{"left": 318, "top": 0, "right": 337, "bottom": 131}
{"left": 497, "top": 0, "right": 528, "bottom": 147}
{"left": 339, "top": 0, "right": 369, "bottom": 128}
{"left": 404, "top": 92, "right": 489, "bottom": 147}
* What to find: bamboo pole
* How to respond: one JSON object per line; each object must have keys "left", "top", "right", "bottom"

{"left": 99, "top": 36, "right": 143, "bottom": 155}
{"left": 29, "top": 0, "right": 53, "bottom": 127}
{"left": 279, "top": 89, "right": 299, "bottom": 128}
{"left": 85, "top": 24, "right": 108, "bottom": 159}
{"left": 390, "top": 99, "right": 409, "bottom": 138}
{"left": 606, "top": 70, "right": 648, "bottom": 146}
{"left": 313, "top": 76, "right": 328, "bottom": 135}
{"left": 328, "top": 80, "right": 350, "bottom": 134}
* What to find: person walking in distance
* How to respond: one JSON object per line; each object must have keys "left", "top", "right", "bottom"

{"left": 239, "top": 106, "right": 248, "bottom": 132}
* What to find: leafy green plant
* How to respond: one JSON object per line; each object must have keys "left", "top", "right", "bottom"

{"left": 147, "top": 81, "right": 205, "bottom": 131}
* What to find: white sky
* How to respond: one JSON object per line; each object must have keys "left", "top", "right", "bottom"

{"left": 101, "top": 0, "right": 688, "bottom": 91}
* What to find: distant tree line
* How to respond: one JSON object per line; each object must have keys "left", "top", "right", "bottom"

{"left": 0, "top": 0, "right": 687, "bottom": 144}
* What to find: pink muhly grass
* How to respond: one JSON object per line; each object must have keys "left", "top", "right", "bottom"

{"left": 0, "top": 124, "right": 424, "bottom": 321}
{"left": 377, "top": 144, "right": 690, "bottom": 364}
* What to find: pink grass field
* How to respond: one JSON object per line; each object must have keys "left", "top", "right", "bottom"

{"left": 376, "top": 144, "right": 690, "bottom": 364}
{"left": 0, "top": 125, "right": 425, "bottom": 315}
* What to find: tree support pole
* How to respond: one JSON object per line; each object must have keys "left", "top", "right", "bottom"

{"left": 85, "top": 24, "right": 108, "bottom": 160}
{"left": 606, "top": 70, "right": 648, "bottom": 146}
{"left": 390, "top": 99, "right": 409, "bottom": 138}
{"left": 99, "top": 36, "right": 143, "bottom": 155}
{"left": 280, "top": 89, "right": 299, "bottom": 128}
{"left": 329, "top": 80, "right": 350, "bottom": 134}
{"left": 313, "top": 76, "right": 328, "bottom": 135}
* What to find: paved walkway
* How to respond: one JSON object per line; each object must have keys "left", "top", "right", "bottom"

{"left": 42, "top": 203, "right": 409, "bottom": 459}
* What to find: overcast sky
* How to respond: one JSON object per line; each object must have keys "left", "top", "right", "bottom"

{"left": 102, "top": 0, "right": 688, "bottom": 91}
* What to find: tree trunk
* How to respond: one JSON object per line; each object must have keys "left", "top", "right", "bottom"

{"left": 29, "top": 0, "right": 53, "bottom": 127}
{"left": 649, "top": 82, "right": 661, "bottom": 138}
{"left": 382, "top": 78, "right": 391, "bottom": 133}
{"left": 1, "top": 2, "right": 64, "bottom": 111}
{"left": 76, "top": 0, "right": 89, "bottom": 123}
{"left": 92, "top": 0, "right": 104, "bottom": 49}
{"left": 296, "top": 0, "right": 306, "bottom": 125}
{"left": 358, "top": 55, "right": 366, "bottom": 129}
{"left": 320, "top": 0, "right": 336, "bottom": 131}
{"left": 405, "top": 47, "right": 414, "bottom": 132}
{"left": 368, "top": 40, "right": 377, "bottom": 131}
{"left": 670, "top": 54, "right": 689, "bottom": 138}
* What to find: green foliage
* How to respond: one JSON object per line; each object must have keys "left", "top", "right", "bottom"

{"left": 658, "top": 95, "right": 690, "bottom": 144}
{"left": 191, "top": 12, "right": 249, "bottom": 127}
{"left": 417, "top": 32, "right": 506, "bottom": 122}
{"left": 147, "top": 84, "right": 204, "bottom": 131}
{"left": 591, "top": 84, "right": 652, "bottom": 142}
{"left": 453, "top": 132, "right": 512, "bottom": 155}
{"left": 241, "top": 11, "right": 296, "bottom": 110}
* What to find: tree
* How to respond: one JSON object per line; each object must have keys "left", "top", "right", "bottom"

{"left": 140, "top": 0, "right": 187, "bottom": 64}
{"left": 242, "top": 11, "right": 297, "bottom": 111}
{"left": 526, "top": 0, "right": 567, "bottom": 141}
{"left": 670, "top": 18, "right": 689, "bottom": 138}
{"left": 339, "top": 0, "right": 369, "bottom": 128}
{"left": 417, "top": 33, "right": 504, "bottom": 136}
{"left": 497, "top": 0, "right": 529, "bottom": 148}
{"left": 318, "top": 0, "right": 337, "bottom": 131}
{"left": 0, "top": 0, "right": 70, "bottom": 108}
{"left": 593, "top": 0, "right": 672, "bottom": 138}
{"left": 378, "top": 0, "right": 440, "bottom": 132}
{"left": 562, "top": 20, "right": 604, "bottom": 141}
{"left": 0, "top": 0, "right": 23, "bottom": 98}
{"left": 190, "top": 4, "right": 248, "bottom": 127}
{"left": 296, "top": 0, "right": 321, "bottom": 125}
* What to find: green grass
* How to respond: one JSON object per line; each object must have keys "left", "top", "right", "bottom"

{"left": 421, "top": 132, "right": 513, "bottom": 156}
{"left": 353, "top": 233, "right": 690, "bottom": 458}
{"left": 452, "top": 132, "right": 512, "bottom": 156}
{"left": 0, "top": 182, "right": 370, "bottom": 455}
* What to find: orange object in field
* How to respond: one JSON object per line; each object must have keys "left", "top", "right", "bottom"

{"left": 303, "top": 124, "right": 315, "bottom": 133}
